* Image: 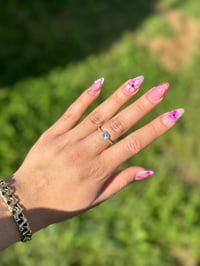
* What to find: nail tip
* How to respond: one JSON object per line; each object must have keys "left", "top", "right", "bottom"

{"left": 135, "top": 170, "right": 155, "bottom": 181}
{"left": 100, "top": 77, "right": 105, "bottom": 83}
{"left": 148, "top": 82, "right": 170, "bottom": 102}
{"left": 88, "top": 77, "right": 104, "bottom": 95}
{"left": 173, "top": 108, "right": 185, "bottom": 119}
{"left": 94, "top": 77, "right": 104, "bottom": 86}
{"left": 177, "top": 108, "right": 185, "bottom": 115}
{"left": 162, "top": 108, "right": 185, "bottom": 126}
{"left": 162, "top": 82, "right": 170, "bottom": 90}
{"left": 134, "top": 75, "right": 144, "bottom": 82}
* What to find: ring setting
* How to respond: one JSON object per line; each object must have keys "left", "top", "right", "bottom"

{"left": 99, "top": 127, "right": 113, "bottom": 144}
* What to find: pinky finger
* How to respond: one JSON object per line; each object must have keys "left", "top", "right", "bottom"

{"left": 49, "top": 78, "right": 104, "bottom": 136}
{"left": 93, "top": 167, "right": 154, "bottom": 205}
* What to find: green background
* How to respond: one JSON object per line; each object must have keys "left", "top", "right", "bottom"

{"left": 0, "top": 0, "right": 199, "bottom": 265}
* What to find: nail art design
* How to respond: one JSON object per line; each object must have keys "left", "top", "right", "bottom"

{"left": 147, "top": 82, "right": 170, "bottom": 102}
{"left": 162, "top": 108, "right": 185, "bottom": 127}
{"left": 124, "top": 75, "right": 144, "bottom": 95}
{"left": 135, "top": 170, "right": 154, "bottom": 181}
{"left": 88, "top": 77, "right": 104, "bottom": 95}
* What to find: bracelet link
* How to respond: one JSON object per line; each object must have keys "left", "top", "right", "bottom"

{"left": 0, "top": 179, "right": 32, "bottom": 242}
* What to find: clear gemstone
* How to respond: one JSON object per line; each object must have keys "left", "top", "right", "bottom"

{"left": 102, "top": 131, "right": 110, "bottom": 140}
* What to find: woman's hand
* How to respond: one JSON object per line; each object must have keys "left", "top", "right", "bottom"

{"left": 10, "top": 76, "right": 184, "bottom": 233}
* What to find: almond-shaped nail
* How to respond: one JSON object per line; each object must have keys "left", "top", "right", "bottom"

{"left": 124, "top": 75, "right": 144, "bottom": 95}
{"left": 88, "top": 77, "right": 104, "bottom": 95}
{"left": 162, "top": 108, "right": 185, "bottom": 127}
{"left": 135, "top": 170, "right": 154, "bottom": 181}
{"left": 147, "top": 82, "right": 170, "bottom": 103}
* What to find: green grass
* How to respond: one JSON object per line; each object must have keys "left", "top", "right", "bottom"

{"left": 0, "top": 1, "right": 200, "bottom": 265}
{"left": 160, "top": 0, "right": 200, "bottom": 18}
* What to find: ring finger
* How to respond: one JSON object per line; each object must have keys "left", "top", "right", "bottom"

{"left": 83, "top": 82, "right": 170, "bottom": 154}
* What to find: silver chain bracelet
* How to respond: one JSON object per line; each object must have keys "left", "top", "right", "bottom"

{"left": 0, "top": 179, "right": 32, "bottom": 242}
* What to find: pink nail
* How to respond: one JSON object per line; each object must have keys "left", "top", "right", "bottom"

{"left": 147, "top": 82, "right": 170, "bottom": 102}
{"left": 162, "top": 108, "right": 185, "bottom": 127}
{"left": 135, "top": 170, "right": 154, "bottom": 181}
{"left": 124, "top": 75, "right": 144, "bottom": 95}
{"left": 88, "top": 77, "right": 104, "bottom": 95}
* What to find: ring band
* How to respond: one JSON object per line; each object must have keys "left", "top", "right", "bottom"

{"left": 99, "top": 127, "right": 113, "bottom": 144}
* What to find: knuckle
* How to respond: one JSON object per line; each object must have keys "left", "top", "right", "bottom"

{"left": 89, "top": 111, "right": 104, "bottom": 126}
{"left": 109, "top": 117, "right": 126, "bottom": 134}
{"left": 116, "top": 178, "right": 127, "bottom": 191}
{"left": 38, "top": 128, "right": 55, "bottom": 143}
{"left": 134, "top": 101, "right": 147, "bottom": 114}
{"left": 150, "top": 121, "right": 162, "bottom": 136}
{"left": 127, "top": 136, "right": 142, "bottom": 154}
{"left": 62, "top": 107, "right": 75, "bottom": 121}
{"left": 39, "top": 130, "right": 49, "bottom": 142}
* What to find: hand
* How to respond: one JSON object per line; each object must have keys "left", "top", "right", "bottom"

{"left": 9, "top": 76, "right": 184, "bottom": 233}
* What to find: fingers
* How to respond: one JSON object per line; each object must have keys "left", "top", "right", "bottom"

{"left": 72, "top": 76, "right": 144, "bottom": 139}
{"left": 93, "top": 167, "right": 154, "bottom": 205}
{"left": 84, "top": 82, "right": 170, "bottom": 153}
{"left": 101, "top": 108, "right": 185, "bottom": 170}
{"left": 48, "top": 78, "right": 104, "bottom": 136}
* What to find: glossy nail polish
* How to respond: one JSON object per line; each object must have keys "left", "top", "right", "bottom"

{"left": 147, "top": 82, "right": 170, "bottom": 102}
{"left": 124, "top": 75, "right": 144, "bottom": 95}
{"left": 135, "top": 170, "right": 154, "bottom": 181}
{"left": 162, "top": 108, "right": 185, "bottom": 127}
{"left": 88, "top": 77, "right": 104, "bottom": 95}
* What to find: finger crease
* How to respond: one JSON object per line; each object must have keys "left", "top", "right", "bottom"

{"left": 109, "top": 118, "right": 126, "bottom": 134}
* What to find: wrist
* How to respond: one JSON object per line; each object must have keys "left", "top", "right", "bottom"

{"left": 0, "top": 193, "right": 21, "bottom": 250}
{"left": 0, "top": 178, "right": 33, "bottom": 242}
{"left": 6, "top": 175, "right": 47, "bottom": 236}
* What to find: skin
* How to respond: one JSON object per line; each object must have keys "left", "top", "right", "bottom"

{"left": 0, "top": 77, "right": 183, "bottom": 250}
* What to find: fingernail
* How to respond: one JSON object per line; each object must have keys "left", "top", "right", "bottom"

{"left": 124, "top": 75, "right": 144, "bottom": 95}
{"left": 147, "top": 82, "right": 170, "bottom": 102}
{"left": 88, "top": 77, "right": 104, "bottom": 95}
{"left": 162, "top": 108, "right": 185, "bottom": 127}
{"left": 135, "top": 170, "right": 154, "bottom": 181}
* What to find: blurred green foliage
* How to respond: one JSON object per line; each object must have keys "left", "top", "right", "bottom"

{"left": 0, "top": 0, "right": 200, "bottom": 265}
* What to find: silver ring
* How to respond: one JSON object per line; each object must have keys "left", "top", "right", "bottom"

{"left": 99, "top": 127, "right": 113, "bottom": 144}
